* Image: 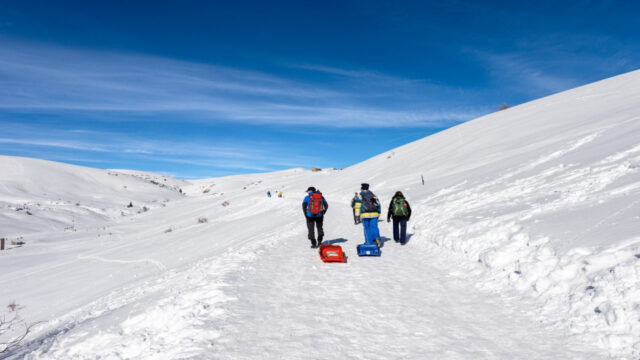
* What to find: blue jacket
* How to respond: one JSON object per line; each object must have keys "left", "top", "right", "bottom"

{"left": 302, "top": 192, "right": 328, "bottom": 218}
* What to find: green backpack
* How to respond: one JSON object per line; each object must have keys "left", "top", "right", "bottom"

{"left": 392, "top": 197, "right": 408, "bottom": 217}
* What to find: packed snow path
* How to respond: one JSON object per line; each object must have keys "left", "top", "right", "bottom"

{"left": 210, "top": 203, "right": 601, "bottom": 359}
{"left": 11, "top": 201, "right": 604, "bottom": 360}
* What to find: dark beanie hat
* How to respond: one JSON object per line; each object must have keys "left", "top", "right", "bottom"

{"left": 306, "top": 186, "right": 316, "bottom": 192}
{"left": 360, "top": 183, "right": 369, "bottom": 190}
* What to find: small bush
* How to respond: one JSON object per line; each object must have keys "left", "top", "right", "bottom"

{"left": 1, "top": 302, "right": 39, "bottom": 353}
{"left": 198, "top": 217, "right": 208, "bottom": 224}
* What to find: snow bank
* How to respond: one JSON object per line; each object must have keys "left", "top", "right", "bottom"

{"left": 340, "top": 69, "right": 640, "bottom": 358}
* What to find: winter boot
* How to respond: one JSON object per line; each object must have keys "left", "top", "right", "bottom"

{"left": 310, "top": 239, "right": 317, "bottom": 248}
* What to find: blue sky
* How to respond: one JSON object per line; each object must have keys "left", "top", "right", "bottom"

{"left": 0, "top": 1, "right": 638, "bottom": 179}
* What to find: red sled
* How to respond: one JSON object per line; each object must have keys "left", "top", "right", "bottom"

{"left": 318, "top": 244, "right": 347, "bottom": 263}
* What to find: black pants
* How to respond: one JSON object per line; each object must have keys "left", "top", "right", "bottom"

{"left": 393, "top": 218, "right": 407, "bottom": 243}
{"left": 306, "top": 217, "right": 324, "bottom": 243}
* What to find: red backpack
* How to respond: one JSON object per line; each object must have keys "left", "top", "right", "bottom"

{"left": 308, "top": 192, "right": 324, "bottom": 215}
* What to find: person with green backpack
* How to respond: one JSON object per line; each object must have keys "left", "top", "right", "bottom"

{"left": 387, "top": 191, "right": 412, "bottom": 245}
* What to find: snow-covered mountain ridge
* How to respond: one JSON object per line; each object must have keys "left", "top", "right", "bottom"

{"left": 1, "top": 69, "right": 639, "bottom": 359}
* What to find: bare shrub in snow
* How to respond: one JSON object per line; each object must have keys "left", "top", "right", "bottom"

{"left": 164, "top": 228, "right": 173, "bottom": 233}
{"left": 198, "top": 217, "right": 208, "bottom": 224}
{"left": 0, "top": 302, "right": 38, "bottom": 353}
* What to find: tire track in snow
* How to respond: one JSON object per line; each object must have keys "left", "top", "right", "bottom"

{"left": 76, "top": 254, "right": 167, "bottom": 271}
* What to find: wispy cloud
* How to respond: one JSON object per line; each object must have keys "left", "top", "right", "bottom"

{"left": 0, "top": 122, "right": 322, "bottom": 175}
{"left": 289, "top": 64, "right": 424, "bottom": 86}
{"left": 0, "top": 40, "right": 483, "bottom": 128}
{"left": 469, "top": 50, "right": 582, "bottom": 97}
{"left": 0, "top": 39, "right": 492, "bottom": 177}
{"left": 467, "top": 33, "right": 640, "bottom": 99}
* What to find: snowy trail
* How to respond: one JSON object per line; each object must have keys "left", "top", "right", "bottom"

{"left": 13, "top": 201, "right": 606, "bottom": 359}
{"left": 210, "top": 204, "right": 604, "bottom": 359}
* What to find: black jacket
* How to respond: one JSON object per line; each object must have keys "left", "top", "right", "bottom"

{"left": 387, "top": 195, "right": 411, "bottom": 221}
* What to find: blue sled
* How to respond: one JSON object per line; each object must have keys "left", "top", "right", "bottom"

{"left": 357, "top": 244, "right": 381, "bottom": 256}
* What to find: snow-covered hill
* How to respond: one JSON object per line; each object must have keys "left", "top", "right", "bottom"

{"left": 1, "top": 70, "right": 639, "bottom": 359}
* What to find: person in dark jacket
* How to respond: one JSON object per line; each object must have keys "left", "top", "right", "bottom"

{"left": 359, "top": 183, "right": 382, "bottom": 248}
{"left": 302, "top": 186, "right": 328, "bottom": 248}
{"left": 387, "top": 191, "right": 412, "bottom": 244}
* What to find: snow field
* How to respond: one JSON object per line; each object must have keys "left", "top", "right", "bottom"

{"left": 403, "top": 127, "right": 640, "bottom": 356}
{"left": 8, "top": 198, "right": 604, "bottom": 359}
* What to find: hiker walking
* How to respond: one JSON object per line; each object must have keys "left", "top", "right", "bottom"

{"left": 359, "top": 183, "right": 382, "bottom": 248}
{"left": 267, "top": 191, "right": 271, "bottom": 198}
{"left": 302, "top": 186, "right": 328, "bottom": 248}
{"left": 387, "top": 191, "right": 412, "bottom": 244}
{"left": 351, "top": 192, "right": 362, "bottom": 224}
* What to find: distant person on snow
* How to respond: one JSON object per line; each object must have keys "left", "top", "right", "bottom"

{"left": 302, "top": 186, "right": 328, "bottom": 248}
{"left": 351, "top": 192, "right": 362, "bottom": 225}
{"left": 267, "top": 191, "right": 271, "bottom": 198}
{"left": 359, "top": 183, "right": 382, "bottom": 248}
{"left": 278, "top": 191, "right": 283, "bottom": 198}
{"left": 387, "top": 191, "right": 412, "bottom": 245}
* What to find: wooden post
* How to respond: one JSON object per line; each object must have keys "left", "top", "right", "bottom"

{"left": 1, "top": 238, "right": 4, "bottom": 250}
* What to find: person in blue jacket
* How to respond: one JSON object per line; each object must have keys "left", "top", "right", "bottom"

{"left": 302, "top": 186, "right": 328, "bottom": 248}
{"left": 359, "top": 183, "right": 382, "bottom": 248}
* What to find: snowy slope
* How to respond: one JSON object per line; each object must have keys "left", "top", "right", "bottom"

{"left": 1, "top": 69, "right": 639, "bottom": 359}
{"left": 0, "top": 156, "right": 185, "bottom": 237}
{"left": 338, "top": 70, "right": 640, "bottom": 354}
